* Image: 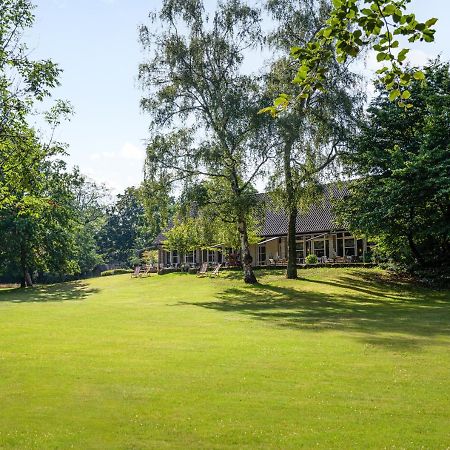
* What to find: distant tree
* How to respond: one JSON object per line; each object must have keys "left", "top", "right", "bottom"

{"left": 338, "top": 60, "right": 450, "bottom": 276}
{"left": 97, "top": 187, "right": 152, "bottom": 266}
{"left": 0, "top": 128, "right": 79, "bottom": 287}
{"left": 264, "top": 0, "right": 363, "bottom": 279}
{"left": 0, "top": 1, "right": 118, "bottom": 285}
{"left": 70, "top": 172, "right": 109, "bottom": 275}
{"left": 163, "top": 180, "right": 261, "bottom": 256}
{"left": 139, "top": 0, "right": 276, "bottom": 283}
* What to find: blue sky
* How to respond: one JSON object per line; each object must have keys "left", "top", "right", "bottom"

{"left": 28, "top": 0, "right": 450, "bottom": 194}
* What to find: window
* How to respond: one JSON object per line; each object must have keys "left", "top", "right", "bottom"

{"left": 172, "top": 250, "right": 178, "bottom": 264}
{"left": 295, "top": 240, "right": 304, "bottom": 262}
{"left": 357, "top": 239, "right": 364, "bottom": 257}
{"left": 163, "top": 250, "right": 170, "bottom": 265}
{"left": 185, "top": 251, "right": 195, "bottom": 264}
{"left": 344, "top": 238, "right": 355, "bottom": 256}
{"left": 258, "top": 246, "right": 266, "bottom": 265}
{"left": 337, "top": 239, "right": 343, "bottom": 256}
{"left": 313, "top": 240, "right": 325, "bottom": 257}
{"left": 208, "top": 250, "right": 216, "bottom": 263}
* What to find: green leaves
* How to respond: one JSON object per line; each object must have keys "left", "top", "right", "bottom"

{"left": 413, "top": 70, "right": 425, "bottom": 80}
{"left": 425, "top": 17, "right": 438, "bottom": 27}
{"left": 389, "top": 89, "right": 400, "bottom": 101}
{"left": 401, "top": 90, "right": 411, "bottom": 100}
{"left": 338, "top": 62, "right": 450, "bottom": 272}
{"left": 265, "top": 0, "right": 439, "bottom": 114}
{"left": 398, "top": 48, "right": 409, "bottom": 62}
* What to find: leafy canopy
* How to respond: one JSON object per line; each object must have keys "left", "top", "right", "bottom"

{"left": 262, "top": 0, "right": 437, "bottom": 115}
{"left": 337, "top": 60, "right": 450, "bottom": 274}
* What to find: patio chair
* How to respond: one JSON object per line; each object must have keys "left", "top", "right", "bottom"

{"left": 140, "top": 265, "right": 152, "bottom": 277}
{"left": 197, "top": 262, "right": 208, "bottom": 277}
{"left": 131, "top": 266, "right": 141, "bottom": 278}
{"left": 209, "top": 263, "right": 222, "bottom": 277}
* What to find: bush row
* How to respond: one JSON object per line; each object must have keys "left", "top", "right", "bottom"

{"left": 101, "top": 268, "right": 134, "bottom": 277}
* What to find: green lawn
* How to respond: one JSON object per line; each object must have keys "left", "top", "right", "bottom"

{"left": 0, "top": 268, "right": 449, "bottom": 449}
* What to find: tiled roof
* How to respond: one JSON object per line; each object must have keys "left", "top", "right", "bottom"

{"left": 259, "top": 184, "right": 348, "bottom": 236}
{"left": 153, "top": 230, "right": 167, "bottom": 246}
{"left": 153, "top": 183, "right": 348, "bottom": 245}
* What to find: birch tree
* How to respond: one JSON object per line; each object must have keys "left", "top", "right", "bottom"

{"left": 139, "top": 0, "right": 276, "bottom": 283}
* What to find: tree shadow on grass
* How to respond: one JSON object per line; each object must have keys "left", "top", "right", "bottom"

{"left": 299, "top": 270, "right": 440, "bottom": 301}
{"left": 0, "top": 281, "right": 99, "bottom": 303}
{"left": 181, "top": 272, "right": 450, "bottom": 350}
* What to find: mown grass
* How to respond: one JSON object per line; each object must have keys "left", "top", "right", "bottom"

{"left": 0, "top": 268, "right": 449, "bottom": 449}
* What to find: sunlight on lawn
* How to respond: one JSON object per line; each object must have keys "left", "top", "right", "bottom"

{"left": 0, "top": 268, "right": 448, "bottom": 449}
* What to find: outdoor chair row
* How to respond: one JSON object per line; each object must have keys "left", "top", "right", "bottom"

{"left": 131, "top": 265, "right": 156, "bottom": 278}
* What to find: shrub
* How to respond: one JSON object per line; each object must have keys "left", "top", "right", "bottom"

{"left": 305, "top": 254, "right": 318, "bottom": 264}
{"left": 101, "top": 268, "right": 133, "bottom": 277}
{"left": 158, "top": 268, "right": 180, "bottom": 275}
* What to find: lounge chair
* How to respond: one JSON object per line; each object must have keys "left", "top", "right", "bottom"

{"left": 140, "top": 265, "right": 153, "bottom": 277}
{"left": 197, "top": 262, "right": 208, "bottom": 277}
{"left": 209, "top": 263, "right": 222, "bottom": 277}
{"left": 131, "top": 266, "right": 141, "bottom": 278}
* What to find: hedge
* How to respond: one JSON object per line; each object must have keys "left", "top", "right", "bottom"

{"left": 101, "top": 268, "right": 134, "bottom": 277}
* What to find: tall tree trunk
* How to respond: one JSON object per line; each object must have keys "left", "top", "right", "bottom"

{"left": 20, "top": 244, "right": 33, "bottom": 288}
{"left": 407, "top": 232, "right": 426, "bottom": 268}
{"left": 238, "top": 216, "right": 257, "bottom": 284}
{"left": 284, "top": 139, "right": 297, "bottom": 279}
{"left": 287, "top": 207, "right": 298, "bottom": 279}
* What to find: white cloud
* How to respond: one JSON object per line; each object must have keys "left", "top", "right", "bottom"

{"left": 89, "top": 142, "right": 145, "bottom": 162}
{"left": 406, "top": 49, "right": 435, "bottom": 67}
{"left": 83, "top": 142, "right": 145, "bottom": 195}
{"left": 119, "top": 142, "right": 146, "bottom": 161}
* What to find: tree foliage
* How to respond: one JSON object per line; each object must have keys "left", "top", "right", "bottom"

{"left": 139, "top": 0, "right": 276, "bottom": 283}
{"left": 262, "top": 0, "right": 437, "bottom": 115}
{"left": 97, "top": 187, "right": 152, "bottom": 266}
{"left": 264, "top": 0, "right": 364, "bottom": 278}
{"left": 0, "top": 0, "right": 60, "bottom": 142}
{"left": 69, "top": 172, "right": 109, "bottom": 275}
{"left": 338, "top": 60, "right": 450, "bottom": 278}
{"left": 0, "top": 1, "right": 108, "bottom": 285}
{"left": 163, "top": 180, "right": 261, "bottom": 254}
{"left": 0, "top": 130, "right": 79, "bottom": 286}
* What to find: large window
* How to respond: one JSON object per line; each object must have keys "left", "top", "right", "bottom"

{"left": 344, "top": 238, "right": 355, "bottom": 256}
{"left": 208, "top": 251, "right": 216, "bottom": 263}
{"left": 185, "top": 251, "right": 195, "bottom": 264}
{"left": 172, "top": 250, "right": 178, "bottom": 264}
{"left": 258, "top": 246, "right": 267, "bottom": 265}
{"left": 313, "top": 240, "right": 325, "bottom": 257}
{"left": 336, "top": 232, "right": 356, "bottom": 256}
{"left": 295, "top": 240, "right": 304, "bottom": 262}
{"left": 201, "top": 249, "right": 217, "bottom": 264}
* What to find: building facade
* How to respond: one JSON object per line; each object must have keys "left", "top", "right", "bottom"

{"left": 154, "top": 185, "right": 367, "bottom": 267}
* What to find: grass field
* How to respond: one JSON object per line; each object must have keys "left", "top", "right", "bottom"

{"left": 0, "top": 268, "right": 449, "bottom": 449}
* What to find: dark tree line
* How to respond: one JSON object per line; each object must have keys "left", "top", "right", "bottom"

{"left": 338, "top": 61, "right": 450, "bottom": 279}
{"left": 1, "top": 0, "right": 446, "bottom": 286}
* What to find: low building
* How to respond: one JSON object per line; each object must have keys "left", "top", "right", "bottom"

{"left": 154, "top": 185, "right": 368, "bottom": 267}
